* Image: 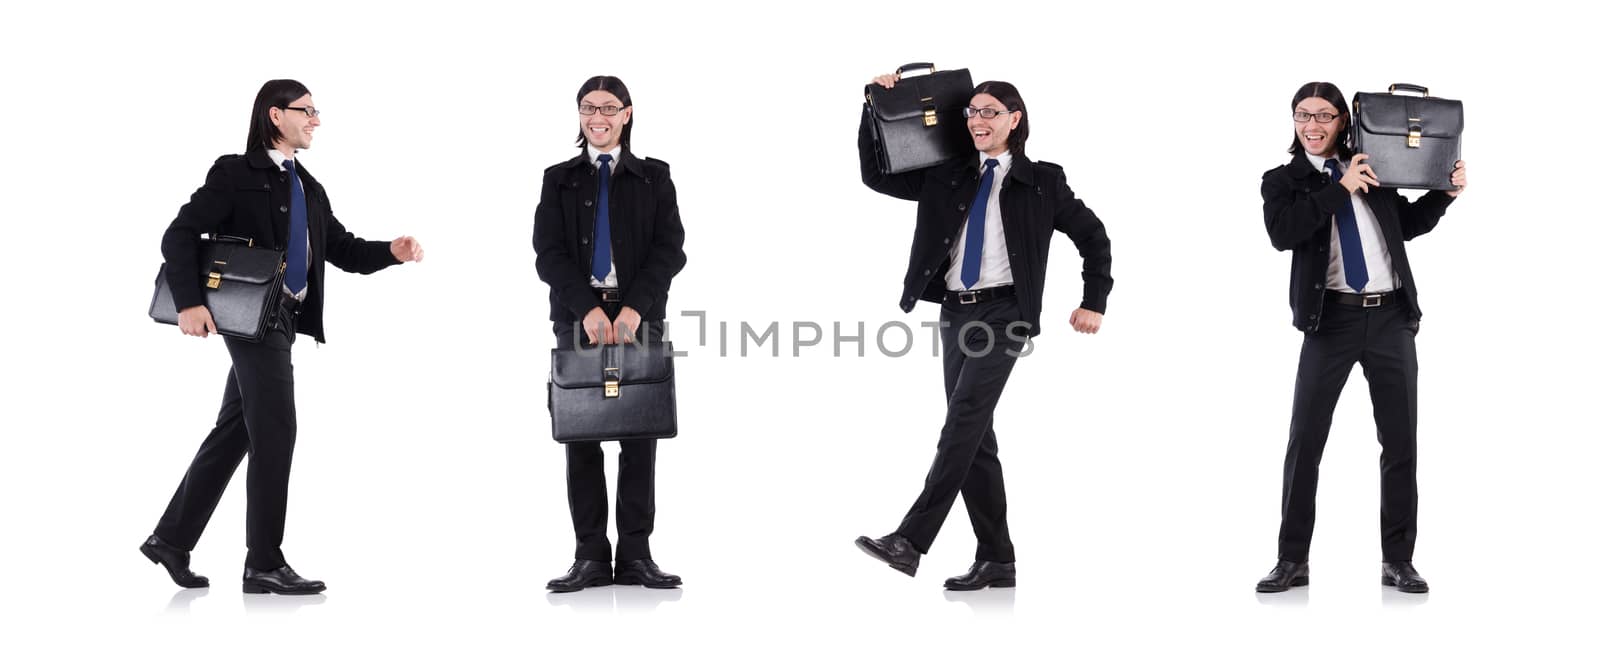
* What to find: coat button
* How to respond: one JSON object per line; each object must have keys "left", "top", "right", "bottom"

{"left": 279, "top": 205, "right": 289, "bottom": 213}
{"left": 580, "top": 237, "right": 589, "bottom": 245}
{"left": 584, "top": 200, "right": 593, "bottom": 207}
{"left": 923, "top": 269, "right": 932, "bottom": 276}
{"left": 957, "top": 203, "right": 967, "bottom": 211}
{"left": 1314, "top": 283, "right": 1323, "bottom": 289}
{"left": 942, "top": 237, "right": 950, "bottom": 245}
{"left": 1310, "top": 314, "right": 1319, "bottom": 320}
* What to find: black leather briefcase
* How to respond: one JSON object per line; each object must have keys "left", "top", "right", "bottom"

{"left": 864, "top": 62, "right": 974, "bottom": 174}
{"left": 1352, "top": 84, "right": 1463, "bottom": 190}
{"left": 549, "top": 341, "right": 677, "bottom": 442}
{"left": 149, "top": 236, "right": 285, "bottom": 342}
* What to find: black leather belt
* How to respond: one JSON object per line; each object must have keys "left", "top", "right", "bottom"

{"left": 945, "top": 285, "right": 1016, "bottom": 305}
{"left": 595, "top": 288, "right": 622, "bottom": 303}
{"left": 1326, "top": 291, "right": 1396, "bottom": 308}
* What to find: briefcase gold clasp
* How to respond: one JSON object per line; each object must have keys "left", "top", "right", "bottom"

{"left": 603, "top": 367, "right": 621, "bottom": 399}
{"left": 1407, "top": 119, "right": 1422, "bottom": 148}
{"left": 922, "top": 98, "right": 937, "bottom": 127}
{"left": 206, "top": 272, "right": 222, "bottom": 289}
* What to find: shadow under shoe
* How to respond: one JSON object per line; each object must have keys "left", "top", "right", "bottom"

{"left": 944, "top": 560, "right": 1016, "bottom": 590}
{"left": 140, "top": 535, "right": 209, "bottom": 589}
{"left": 854, "top": 534, "right": 920, "bottom": 577}
{"left": 548, "top": 559, "right": 613, "bottom": 593}
{"left": 1255, "top": 560, "right": 1309, "bottom": 593}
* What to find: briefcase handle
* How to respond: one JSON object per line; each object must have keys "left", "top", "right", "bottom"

{"left": 207, "top": 233, "right": 258, "bottom": 247}
{"left": 1387, "top": 83, "right": 1430, "bottom": 97}
{"left": 896, "top": 62, "right": 937, "bottom": 77}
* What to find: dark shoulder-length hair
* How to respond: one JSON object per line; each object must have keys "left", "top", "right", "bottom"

{"left": 1288, "top": 81, "right": 1352, "bottom": 159}
{"left": 246, "top": 79, "right": 312, "bottom": 154}
{"left": 972, "top": 80, "right": 1029, "bottom": 159}
{"left": 574, "top": 75, "right": 633, "bottom": 150}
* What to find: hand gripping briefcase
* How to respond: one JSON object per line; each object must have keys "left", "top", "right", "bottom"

{"left": 1352, "top": 83, "right": 1463, "bottom": 190}
{"left": 149, "top": 235, "right": 286, "bottom": 342}
{"left": 549, "top": 341, "right": 678, "bottom": 442}
{"left": 864, "top": 62, "right": 974, "bottom": 174}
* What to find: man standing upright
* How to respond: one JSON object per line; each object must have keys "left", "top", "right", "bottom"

{"left": 534, "top": 75, "right": 687, "bottom": 593}
{"left": 1255, "top": 82, "right": 1467, "bottom": 595}
{"left": 143, "top": 79, "right": 423, "bottom": 595}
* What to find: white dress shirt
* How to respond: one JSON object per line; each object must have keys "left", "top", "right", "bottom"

{"left": 945, "top": 151, "right": 1016, "bottom": 291}
{"left": 1314, "top": 152, "right": 1398, "bottom": 294}
{"left": 586, "top": 145, "right": 621, "bottom": 289}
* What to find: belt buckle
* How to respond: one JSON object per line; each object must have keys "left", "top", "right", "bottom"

{"left": 600, "top": 288, "right": 621, "bottom": 303}
{"left": 958, "top": 291, "right": 979, "bottom": 305}
{"left": 1361, "top": 294, "right": 1383, "bottom": 308}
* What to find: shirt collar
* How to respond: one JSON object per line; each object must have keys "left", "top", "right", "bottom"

{"left": 1306, "top": 150, "right": 1342, "bottom": 172}
{"left": 269, "top": 148, "right": 294, "bottom": 171}
{"left": 979, "top": 150, "right": 1012, "bottom": 173}
{"left": 587, "top": 145, "right": 622, "bottom": 171}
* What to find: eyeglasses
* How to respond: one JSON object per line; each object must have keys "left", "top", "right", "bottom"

{"left": 1292, "top": 111, "right": 1339, "bottom": 123}
{"left": 578, "top": 104, "right": 627, "bottom": 116}
{"left": 285, "top": 106, "right": 321, "bottom": 119}
{"left": 963, "top": 107, "right": 1014, "bottom": 119}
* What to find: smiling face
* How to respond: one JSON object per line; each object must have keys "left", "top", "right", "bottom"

{"left": 1294, "top": 96, "right": 1343, "bottom": 158}
{"left": 270, "top": 94, "right": 319, "bottom": 153}
{"left": 579, "top": 90, "right": 631, "bottom": 152}
{"left": 967, "top": 93, "right": 1020, "bottom": 157}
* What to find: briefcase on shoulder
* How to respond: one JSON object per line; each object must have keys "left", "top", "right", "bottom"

{"left": 1351, "top": 84, "right": 1463, "bottom": 190}
{"left": 548, "top": 341, "right": 678, "bottom": 442}
{"left": 864, "top": 62, "right": 974, "bottom": 174}
{"left": 149, "top": 235, "right": 285, "bottom": 342}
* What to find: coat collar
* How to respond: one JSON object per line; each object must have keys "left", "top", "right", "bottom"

{"left": 942, "top": 152, "right": 1037, "bottom": 186}
{"left": 246, "top": 146, "right": 318, "bottom": 183}
{"left": 561, "top": 147, "right": 649, "bottom": 179}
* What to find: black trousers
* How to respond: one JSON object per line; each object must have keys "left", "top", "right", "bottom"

{"left": 155, "top": 296, "right": 300, "bottom": 571}
{"left": 1277, "top": 296, "right": 1420, "bottom": 563}
{"left": 896, "top": 296, "right": 1022, "bottom": 563}
{"left": 553, "top": 306, "right": 664, "bottom": 563}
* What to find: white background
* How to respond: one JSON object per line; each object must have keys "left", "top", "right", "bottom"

{"left": 2, "top": 1, "right": 1594, "bottom": 665}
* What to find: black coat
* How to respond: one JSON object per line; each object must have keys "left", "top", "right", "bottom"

{"left": 857, "top": 111, "right": 1112, "bottom": 337}
{"left": 160, "top": 148, "right": 401, "bottom": 343}
{"left": 1261, "top": 151, "right": 1455, "bottom": 332}
{"left": 533, "top": 150, "right": 687, "bottom": 324}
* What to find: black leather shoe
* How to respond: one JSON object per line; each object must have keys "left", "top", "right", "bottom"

{"left": 140, "top": 534, "right": 208, "bottom": 589}
{"left": 1255, "top": 560, "right": 1309, "bottom": 593}
{"left": 242, "top": 565, "right": 326, "bottom": 595}
{"left": 614, "top": 559, "right": 683, "bottom": 588}
{"left": 944, "top": 560, "right": 1016, "bottom": 590}
{"left": 1382, "top": 561, "right": 1429, "bottom": 593}
{"left": 854, "top": 534, "right": 920, "bottom": 577}
{"left": 547, "top": 559, "right": 613, "bottom": 593}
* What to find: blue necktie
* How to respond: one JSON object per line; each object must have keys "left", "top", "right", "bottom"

{"left": 283, "top": 159, "right": 308, "bottom": 295}
{"left": 960, "top": 159, "right": 1000, "bottom": 289}
{"left": 1324, "top": 159, "right": 1368, "bottom": 292}
{"left": 591, "top": 154, "right": 613, "bottom": 283}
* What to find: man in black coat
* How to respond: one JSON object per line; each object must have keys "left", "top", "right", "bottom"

{"left": 854, "top": 75, "right": 1112, "bottom": 590}
{"left": 1255, "top": 82, "right": 1466, "bottom": 595}
{"left": 534, "top": 76, "right": 687, "bottom": 593}
{"left": 142, "top": 79, "right": 423, "bottom": 595}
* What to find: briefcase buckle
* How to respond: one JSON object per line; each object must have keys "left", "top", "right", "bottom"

{"left": 603, "top": 367, "right": 621, "bottom": 399}
{"left": 206, "top": 272, "right": 222, "bottom": 289}
{"left": 1407, "top": 120, "right": 1422, "bottom": 148}
{"left": 922, "top": 99, "right": 938, "bottom": 127}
